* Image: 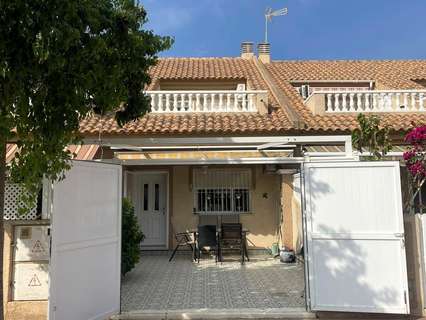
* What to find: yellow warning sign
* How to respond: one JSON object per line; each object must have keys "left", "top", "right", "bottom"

{"left": 28, "top": 274, "right": 42, "bottom": 287}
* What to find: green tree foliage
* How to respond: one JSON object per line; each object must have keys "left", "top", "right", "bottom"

{"left": 0, "top": 1, "right": 172, "bottom": 316}
{"left": 121, "top": 198, "right": 144, "bottom": 276}
{"left": 1, "top": 0, "right": 172, "bottom": 204}
{"left": 352, "top": 114, "right": 392, "bottom": 160}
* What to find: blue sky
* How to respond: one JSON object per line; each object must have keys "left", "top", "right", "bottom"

{"left": 142, "top": 0, "right": 426, "bottom": 60}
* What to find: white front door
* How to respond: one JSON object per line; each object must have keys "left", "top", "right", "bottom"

{"left": 131, "top": 172, "right": 167, "bottom": 248}
{"left": 303, "top": 161, "right": 409, "bottom": 314}
{"left": 49, "top": 161, "right": 122, "bottom": 320}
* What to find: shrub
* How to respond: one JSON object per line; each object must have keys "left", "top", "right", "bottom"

{"left": 121, "top": 198, "right": 144, "bottom": 276}
{"left": 351, "top": 114, "right": 392, "bottom": 160}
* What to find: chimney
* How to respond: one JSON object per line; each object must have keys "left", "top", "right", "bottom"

{"left": 241, "top": 42, "right": 254, "bottom": 59}
{"left": 257, "top": 42, "right": 271, "bottom": 63}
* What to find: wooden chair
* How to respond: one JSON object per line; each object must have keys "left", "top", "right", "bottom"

{"left": 219, "top": 223, "right": 248, "bottom": 264}
{"left": 169, "top": 232, "right": 195, "bottom": 262}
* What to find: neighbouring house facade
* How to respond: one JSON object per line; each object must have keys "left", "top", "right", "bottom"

{"left": 4, "top": 42, "right": 426, "bottom": 319}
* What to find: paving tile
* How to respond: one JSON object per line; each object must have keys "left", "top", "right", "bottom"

{"left": 121, "top": 253, "right": 305, "bottom": 312}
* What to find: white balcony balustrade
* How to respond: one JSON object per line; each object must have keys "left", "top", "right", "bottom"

{"left": 305, "top": 90, "right": 426, "bottom": 114}
{"left": 147, "top": 90, "right": 268, "bottom": 113}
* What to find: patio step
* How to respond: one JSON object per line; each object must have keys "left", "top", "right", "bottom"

{"left": 111, "top": 308, "right": 316, "bottom": 320}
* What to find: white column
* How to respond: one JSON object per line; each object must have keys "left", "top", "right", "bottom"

{"left": 372, "top": 93, "right": 378, "bottom": 111}
{"left": 419, "top": 93, "right": 425, "bottom": 111}
{"left": 196, "top": 94, "right": 201, "bottom": 112}
{"left": 385, "top": 93, "right": 393, "bottom": 111}
{"left": 150, "top": 93, "right": 156, "bottom": 112}
{"left": 327, "top": 94, "right": 332, "bottom": 112}
{"left": 226, "top": 94, "right": 232, "bottom": 112}
{"left": 219, "top": 93, "right": 224, "bottom": 111}
{"left": 411, "top": 93, "right": 417, "bottom": 111}
{"left": 356, "top": 93, "right": 362, "bottom": 112}
{"left": 173, "top": 94, "right": 178, "bottom": 112}
{"left": 210, "top": 93, "right": 215, "bottom": 111}
{"left": 395, "top": 93, "right": 400, "bottom": 111}
{"left": 248, "top": 93, "right": 255, "bottom": 111}
{"left": 188, "top": 93, "right": 193, "bottom": 112}
{"left": 233, "top": 93, "right": 239, "bottom": 111}
{"left": 165, "top": 94, "right": 171, "bottom": 112}
{"left": 180, "top": 93, "right": 186, "bottom": 111}
{"left": 241, "top": 93, "right": 247, "bottom": 111}
{"left": 334, "top": 93, "right": 340, "bottom": 111}
{"left": 365, "top": 93, "right": 370, "bottom": 111}
{"left": 379, "top": 93, "right": 385, "bottom": 111}
{"left": 403, "top": 93, "right": 409, "bottom": 111}
{"left": 203, "top": 93, "right": 208, "bottom": 112}
{"left": 157, "top": 93, "right": 163, "bottom": 112}
{"left": 349, "top": 93, "right": 354, "bottom": 112}
{"left": 342, "top": 93, "right": 347, "bottom": 111}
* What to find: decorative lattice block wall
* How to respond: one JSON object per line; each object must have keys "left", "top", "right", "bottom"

{"left": 4, "top": 184, "right": 39, "bottom": 220}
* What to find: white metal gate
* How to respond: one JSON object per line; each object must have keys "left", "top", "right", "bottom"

{"left": 303, "top": 161, "right": 409, "bottom": 314}
{"left": 49, "top": 161, "right": 122, "bottom": 320}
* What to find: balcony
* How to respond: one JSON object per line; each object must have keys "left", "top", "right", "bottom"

{"left": 305, "top": 90, "right": 426, "bottom": 114}
{"left": 147, "top": 90, "right": 268, "bottom": 114}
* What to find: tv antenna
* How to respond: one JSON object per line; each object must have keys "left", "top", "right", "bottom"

{"left": 264, "top": 7, "right": 288, "bottom": 43}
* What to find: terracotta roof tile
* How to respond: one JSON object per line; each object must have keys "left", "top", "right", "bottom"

{"left": 81, "top": 57, "right": 292, "bottom": 136}
{"left": 81, "top": 109, "right": 293, "bottom": 136}
{"left": 6, "top": 144, "right": 100, "bottom": 163}
{"left": 266, "top": 60, "right": 426, "bottom": 132}
{"left": 80, "top": 58, "right": 426, "bottom": 136}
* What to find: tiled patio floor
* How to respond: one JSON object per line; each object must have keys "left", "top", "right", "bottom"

{"left": 121, "top": 252, "right": 306, "bottom": 313}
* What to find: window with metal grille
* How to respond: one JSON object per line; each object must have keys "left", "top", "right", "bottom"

{"left": 193, "top": 169, "right": 251, "bottom": 214}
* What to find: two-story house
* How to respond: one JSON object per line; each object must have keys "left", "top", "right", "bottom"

{"left": 4, "top": 42, "right": 426, "bottom": 320}
{"left": 77, "top": 43, "right": 426, "bottom": 252}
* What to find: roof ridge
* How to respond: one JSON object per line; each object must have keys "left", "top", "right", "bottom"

{"left": 253, "top": 58, "right": 304, "bottom": 128}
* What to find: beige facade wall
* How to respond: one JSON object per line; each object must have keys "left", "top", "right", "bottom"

{"left": 3, "top": 222, "right": 48, "bottom": 320}
{"left": 170, "top": 166, "right": 198, "bottom": 247}
{"left": 279, "top": 174, "right": 303, "bottom": 252}
{"left": 168, "top": 165, "right": 282, "bottom": 250}
{"left": 240, "top": 166, "right": 281, "bottom": 249}
{"left": 125, "top": 165, "right": 298, "bottom": 250}
{"left": 281, "top": 175, "right": 293, "bottom": 249}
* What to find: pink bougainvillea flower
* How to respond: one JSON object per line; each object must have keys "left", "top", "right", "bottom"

{"left": 405, "top": 126, "right": 426, "bottom": 145}
{"left": 404, "top": 126, "right": 426, "bottom": 179}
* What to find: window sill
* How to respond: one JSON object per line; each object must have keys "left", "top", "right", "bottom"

{"left": 195, "top": 212, "right": 252, "bottom": 216}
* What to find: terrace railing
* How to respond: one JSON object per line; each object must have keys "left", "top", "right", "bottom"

{"left": 147, "top": 90, "right": 268, "bottom": 113}
{"left": 305, "top": 90, "right": 426, "bottom": 114}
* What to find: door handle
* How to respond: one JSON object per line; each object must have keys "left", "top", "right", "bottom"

{"left": 394, "top": 233, "right": 404, "bottom": 238}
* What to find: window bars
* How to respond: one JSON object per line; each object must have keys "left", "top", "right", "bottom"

{"left": 193, "top": 169, "right": 251, "bottom": 214}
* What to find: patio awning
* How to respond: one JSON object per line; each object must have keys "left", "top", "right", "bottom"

{"left": 115, "top": 150, "right": 293, "bottom": 161}
{"left": 5, "top": 144, "right": 100, "bottom": 164}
